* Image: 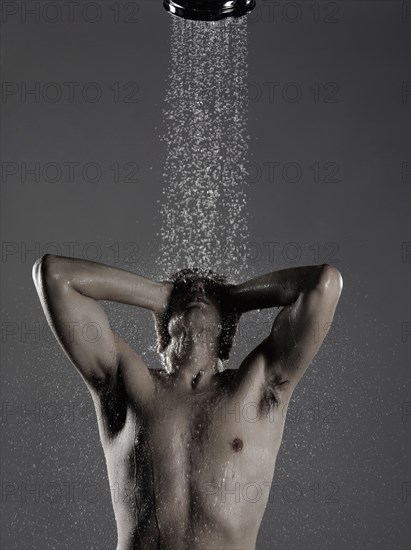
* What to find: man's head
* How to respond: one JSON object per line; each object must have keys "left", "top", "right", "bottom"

{"left": 153, "top": 268, "right": 240, "bottom": 370}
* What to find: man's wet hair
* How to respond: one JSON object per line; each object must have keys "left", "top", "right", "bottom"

{"left": 153, "top": 268, "right": 240, "bottom": 364}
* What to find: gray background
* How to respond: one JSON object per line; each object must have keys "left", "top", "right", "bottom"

{"left": 1, "top": 1, "right": 410, "bottom": 549}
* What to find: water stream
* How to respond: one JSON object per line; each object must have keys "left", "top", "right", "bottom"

{"left": 157, "top": 15, "right": 251, "bottom": 282}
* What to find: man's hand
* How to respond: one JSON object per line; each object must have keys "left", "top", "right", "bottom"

{"left": 157, "top": 281, "right": 174, "bottom": 314}
{"left": 225, "top": 283, "right": 244, "bottom": 320}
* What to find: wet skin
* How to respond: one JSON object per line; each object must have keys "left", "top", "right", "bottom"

{"left": 96, "top": 283, "right": 290, "bottom": 550}
{"left": 97, "top": 350, "right": 288, "bottom": 549}
{"left": 33, "top": 256, "right": 342, "bottom": 550}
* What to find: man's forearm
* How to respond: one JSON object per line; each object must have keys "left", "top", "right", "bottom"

{"left": 230, "top": 264, "right": 329, "bottom": 313}
{"left": 34, "top": 254, "right": 170, "bottom": 313}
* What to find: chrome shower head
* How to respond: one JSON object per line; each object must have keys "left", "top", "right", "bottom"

{"left": 163, "top": 0, "right": 256, "bottom": 21}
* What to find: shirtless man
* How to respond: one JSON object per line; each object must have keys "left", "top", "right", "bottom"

{"left": 32, "top": 255, "right": 343, "bottom": 550}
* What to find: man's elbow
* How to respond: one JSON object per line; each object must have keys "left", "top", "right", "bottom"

{"left": 318, "top": 264, "right": 343, "bottom": 297}
{"left": 32, "top": 257, "right": 42, "bottom": 285}
{"left": 32, "top": 254, "right": 62, "bottom": 288}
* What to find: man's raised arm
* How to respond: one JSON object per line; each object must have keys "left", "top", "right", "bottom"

{"left": 32, "top": 254, "right": 172, "bottom": 390}
{"left": 229, "top": 264, "right": 343, "bottom": 388}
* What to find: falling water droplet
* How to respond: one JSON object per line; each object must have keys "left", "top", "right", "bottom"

{"left": 157, "top": 15, "right": 251, "bottom": 281}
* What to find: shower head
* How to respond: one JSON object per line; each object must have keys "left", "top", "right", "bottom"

{"left": 163, "top": 0, "right": 256, "bottom": 21}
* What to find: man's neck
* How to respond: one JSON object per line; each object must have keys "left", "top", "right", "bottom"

{"left": 167, "top": 333, "right": 220, "bottom": 392}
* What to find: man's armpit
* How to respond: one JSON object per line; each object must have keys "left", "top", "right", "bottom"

{"left": 235, "top": 337, "right": 292, "bottom": 413}
{"left": 258, "top": 359, "right": 291, "bottom": 416}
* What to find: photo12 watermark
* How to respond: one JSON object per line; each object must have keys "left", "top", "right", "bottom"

{"left": 1, "top": 161, "right": 141, "bottom": 184}
{"left": 1, "top": 81, "right": 140, "bottom": 104}
{"left": 1, "top": 1, "right": 142, "bottom": 25}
